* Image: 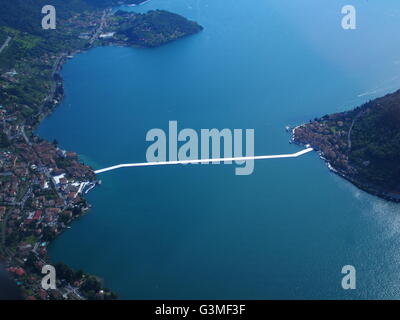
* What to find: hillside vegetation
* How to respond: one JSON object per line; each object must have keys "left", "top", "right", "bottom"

{"left": 350, "top": 90, "right": 400, "bottom": 189}
{"left": 112, "top": 10, "right": 203, "bottom": 47}
{"left": 294, "top": 90, "right": 400, "bottom": 200}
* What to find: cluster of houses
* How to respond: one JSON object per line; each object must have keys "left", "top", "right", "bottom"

{"left": 0, "top": 135, "right": 96, "bottom": 299}
{"left": 0, "top": 6, "right": 117, "bottom": 299}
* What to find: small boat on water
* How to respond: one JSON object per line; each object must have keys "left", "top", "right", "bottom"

{"left": 128, "top": 0, "right": 150, "bottom": 6}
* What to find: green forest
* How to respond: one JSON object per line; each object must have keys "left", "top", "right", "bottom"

{"left": 350, "top": 90, "right": 400, "bottom": 190}
{"left": 113, "top": 10, "right": 203, "bottom": 47}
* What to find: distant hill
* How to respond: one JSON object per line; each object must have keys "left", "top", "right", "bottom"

{"left": 293, "top": 90, "right": 400, "bottom": 201}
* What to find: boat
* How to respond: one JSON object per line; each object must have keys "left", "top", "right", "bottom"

{"left": 128, "top": 0, "right": 150, "bottom": 7}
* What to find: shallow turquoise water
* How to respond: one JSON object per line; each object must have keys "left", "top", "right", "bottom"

{"left": 38, "top": 0, "right": 400, "bottom": 299}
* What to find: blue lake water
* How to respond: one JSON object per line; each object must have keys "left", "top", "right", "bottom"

{"left": 38, "top": 0, "right": 400, "bottom": 299}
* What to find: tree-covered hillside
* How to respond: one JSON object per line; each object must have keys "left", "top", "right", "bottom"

{"left": 0, "top": 1, "right": 202, "bottom": 123}
{"left": 350, "top": 90, "right": 400, "bottom": 189}
{"left": 0, "top": 0, "right": 133, "bottom": 33}
{"left": 113, "top": 10, "right": 203, "bottom": 47}
{"left": 0, "top": 0, "right": 89, "bottom": 33}
{"left": 0, "top": 0, "right": 106, "bottom": 121}
{"left": 293, "top": 89, "right": 400, "bottom": 200}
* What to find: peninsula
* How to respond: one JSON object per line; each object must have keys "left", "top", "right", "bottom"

{"left": 103, "top": 9, "right": 203, "bottom": 48}
{"left": 293, "top": 89, "right": 400, "bottom": 202}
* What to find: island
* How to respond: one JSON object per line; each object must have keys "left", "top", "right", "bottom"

{"left": 293, "top": 89, "right": 400, "bottom": 202}
{"left": 0, "top": 0, "right": 202, "bottom": 300}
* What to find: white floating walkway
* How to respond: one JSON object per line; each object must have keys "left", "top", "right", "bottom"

{"left": 94, "top": 148, "right": 313, "bottom": 174}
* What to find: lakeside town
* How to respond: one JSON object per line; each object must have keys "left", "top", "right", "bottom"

{"left": 0, "top": 3, "right": 122, "bottom": 300}
{"left": 292, "top": 93, "right": 400, "bottom": 203}
{"left": 0, "top": 0, "right": 203, "bottom": 299}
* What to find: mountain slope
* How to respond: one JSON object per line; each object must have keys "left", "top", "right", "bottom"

{"left": 293, "top": 90, "right": 400, "bottom": 201}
